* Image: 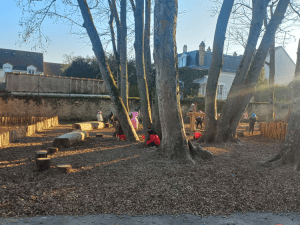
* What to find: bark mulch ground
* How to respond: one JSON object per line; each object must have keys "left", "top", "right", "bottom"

{"left": 0, "top": 123, "right": 299, "bottom": 218}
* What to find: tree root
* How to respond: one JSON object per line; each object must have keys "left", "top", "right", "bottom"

{"left": 263, "top": 148, "right": 300, "bottom": 170}
{"left": 188, "top": 140, "right": 213, "bottom": 160}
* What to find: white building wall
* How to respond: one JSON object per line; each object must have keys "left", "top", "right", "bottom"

{"left": 264, "top": 47, "right": 296, "bottom": 86}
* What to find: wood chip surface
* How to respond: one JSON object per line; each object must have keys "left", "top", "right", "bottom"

{"left": 0, "top": 124, "right": 299, "bottom": 218}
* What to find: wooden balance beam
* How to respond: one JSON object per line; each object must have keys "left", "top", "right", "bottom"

{"left": 72, "top": 121, "right": 105, "bottom": 131}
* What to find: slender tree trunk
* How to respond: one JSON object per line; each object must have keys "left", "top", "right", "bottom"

{"left": 267, "top": 39, "right": 275, "bottom": 122}
{"left": 215, "top": 0, "right": 270, "bottom": 142}
{"left": 120, "top": 0, "right": 129, "bottom": 110}
{"left": 110, "top": 0, "right": 122, "bottom": 89}
{"left": 154, "top": 0, "right": 212, "bottom": 163}
{"left": 202, "top": 0, "right": 234, "bottom": 143}
{"left": 266, "top": 39, "right": 300, "bottom": 170}
{"left": 227, "top": 0, "right": 290, "bottom": 136}
{"left": 133, "top": 0, "right": 152, "bottom": 133}
{"left": 77, "top": 0, "right": 139, "bottom": 141}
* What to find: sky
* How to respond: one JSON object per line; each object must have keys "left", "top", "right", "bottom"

{"left": 1, "top": 0, "right": 300, "bottom": 64}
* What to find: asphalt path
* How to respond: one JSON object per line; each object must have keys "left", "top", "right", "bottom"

{"left": 1, "top": 212, "right": 300, "bottom": 225}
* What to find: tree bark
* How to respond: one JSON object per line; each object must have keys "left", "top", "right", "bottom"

{"left": 152, "top": 91, "right": 162, "bottom": 139}
{"left": 154, "top": 0, "right": 211, "bottom": 163}
{"left": 120, "top": 0, "right": 129, "bottom": 110}
{"left": 202, "top": 0, "right": 234, "bottom": 143}
{"left": 227, "top": 0, "right": 290, "bottom": 137}
{"left": 266, "top": 39, "right": 300, "bottom": 170}
{"left": 108, "top": 1, "right": 120, "bottom": 87}
{"left": 267, "top": 39, "right": 276, "bottom": 122}
{"left": 77, "top": 0, "right": 139, "bottom": 141}
{"left": 110, "top": 0, "right": 122, "bottom": 89}
{"left": 132, "top": 0, "right": 152, "bottom": 133}
{"left": 215, "top": 0, "right": 270, "bottom": 142}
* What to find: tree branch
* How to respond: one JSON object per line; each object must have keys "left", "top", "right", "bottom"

{"left": 289, "top": 2, "right": 300, "bottom": 18}
{"left": 129, "top": 0, "right": 136, "bottom": 13}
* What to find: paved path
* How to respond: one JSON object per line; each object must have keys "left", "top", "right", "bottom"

{"left": 1, "top": 212, "right": 300, "bottom": 225}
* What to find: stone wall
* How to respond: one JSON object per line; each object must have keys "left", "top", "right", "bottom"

{"left": 5, "top": 72, "right": 107, "bottom": 94}
{"left": 0, "top": 93, "right": 289, "bottom": 122}
{"left": 0, "top": 94, "right": 140, "bottom": 121}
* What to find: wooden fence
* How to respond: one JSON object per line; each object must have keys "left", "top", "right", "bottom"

{"left": 259, "top": 122, "right": 288, "bottom": 141}
{"left": 0, "top": 116, "right": 50, "bottom": 126}
{"left": 0, "top": 116, "right": 59, "bottom": 148}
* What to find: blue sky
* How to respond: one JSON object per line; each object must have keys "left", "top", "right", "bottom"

{"left": 1, "top": 0, "right": 299, "bottom": 64}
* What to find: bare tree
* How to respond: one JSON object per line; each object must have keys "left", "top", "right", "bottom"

{"left": 202, "top": 0, "right": 235, "bottom": 143}
{"left": 130, "top": 0, "right": 152, "bottom": 133}
{"left": 154, "top": 0, "right": 212, "bottom": 163}
{"left": 77, "top": 0, "right": 139, "bottom": 141}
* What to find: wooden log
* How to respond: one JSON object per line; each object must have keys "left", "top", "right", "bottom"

{"left": 47, "top": 147, "right": 58, "bottom": 154}
{"left": 36, "top": 158, "right": 51, "bottom": 171}
{"left": 96, "top": 133, "right": 103, "bottom": 137}
{"left": 53, "top": 130, "right": 88, "bottom": 148}
{"left": 237, "top": 131, "right": 245, "bottom": 137}
{"left": 36, "top": 150, "right": 48, "bottom": 159}
{"left": 57, "top": 164, "right": 72, "bottom": 173}
{"left": 72, "top": 121, "right": 105, "bottom": 131}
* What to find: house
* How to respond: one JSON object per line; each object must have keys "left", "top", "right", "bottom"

{"left": 178, "top": 41, "right": 242, "bottom": 100}
{"left": 264, "top": 46, "right": 296, "bottom": 85}
{"left": 0, "top": 48, "right": 44, "bottom": 83}
{"left": 0, "top": 48, "right": 65, "bottom": 84}
{"left": 179, "top": 42, "right": 296, "bottom": 100}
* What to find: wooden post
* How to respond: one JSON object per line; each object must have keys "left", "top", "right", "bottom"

{"left": 36, "top": 158, "right": 51, "bottom": 171}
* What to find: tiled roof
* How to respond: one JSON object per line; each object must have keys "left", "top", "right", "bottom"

{"left": 178, "top": 50, "right": 242, "bottom": 73}
{"left": 0, "top": 48, "right": 44, "bottom": 72}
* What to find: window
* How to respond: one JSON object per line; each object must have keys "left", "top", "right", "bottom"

{"left": 27, "top": 65, "right": 37, "bottom": 74}
{"left": 3, "top": 63, "right": 13, "bottom": 72}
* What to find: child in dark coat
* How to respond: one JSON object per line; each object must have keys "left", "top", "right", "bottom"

{"left": 249, "top": 113, "right": 258, "bottom": 135}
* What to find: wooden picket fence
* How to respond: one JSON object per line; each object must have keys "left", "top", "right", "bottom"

{"left": 259, "top": 122, "right": 288, "bottom": 141}
{"left": 0, "top": 116, "right": 59, "bottom": 148}
{"left": 0, "top": 116, "right": 49, "bottom": 126}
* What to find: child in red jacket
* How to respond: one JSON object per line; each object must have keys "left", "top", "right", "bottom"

{"left": 144, "top": 128, "right": 160, "bottom": 148}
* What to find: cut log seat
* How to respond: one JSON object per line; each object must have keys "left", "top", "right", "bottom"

{"left": 53, "top": 130, "right": 88, "bottom": 148}
{"left": 72, "top": 121, "right": 105, "bottom": 131}
{"left": 36, "top": 158, "right": 51, "bottom": 171}
{"left": 57, "top": 164, "right": 72, "bottom": 173}
{"left": 47, "top": 147, "right": 58, "bottom": 154}
{"left": 35, "top": 150, "right": 48, "bottom": 159}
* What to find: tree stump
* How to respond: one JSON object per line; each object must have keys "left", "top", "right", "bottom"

{"left": 57, "top": 164, "right": 72, "bottom": 173}
{"left": 36, "top": 158, "right": 51, "bottom": 171}
{"left": 47, "top": 147, "right": 58, "bottom": 154}
{"left": 35, "top": 150, "right": 48, "bottom": 160}
{"left": 96, "top": 133, "right": 103, "bottom": 137}
{"left": 105, "top": 123, "right": 110, "bottom": 128}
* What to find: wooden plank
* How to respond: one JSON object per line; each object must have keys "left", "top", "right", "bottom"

{"left": 72, "top": 121, "right": 105, "bottom": 131}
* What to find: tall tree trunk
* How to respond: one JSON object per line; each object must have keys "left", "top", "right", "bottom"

{"left": 266, "top": 39, "right": 300, "bottom": 170}
{"left": 110, "top": 0, "right": 122, "bottom": 89}
{"left": 267, "top": 39, "right": 276, "bottom": 122}
{"left": 215, "top": 0, "right": 270, "bottom": 142}
{"left": 120, "top": 0, "right": 129, "bottom": 110}
{"left": 132, "top": 0, "right": 152, "bottom": 133}
{"left": 202, "top": 0, "right": 234, "bottom": 143}
{"left": 154, "top": 0, "right": 212, "bottom": 163}
{"left": 227, "top": 0, "right": 290, "bottom": 137}
{"left": 108, "top": 0, "right": 121, "bottom": 88}
{"left": 77, "top": 0, "right": 139, "bottom": 141}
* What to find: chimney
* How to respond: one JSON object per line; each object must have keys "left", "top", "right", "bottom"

{"left": 199, "top": 41, "right": 205, "bottom": 66}
{"left": 183, "top": 45, "right": 187, "bottom": 53}
{"left": 233, "top": 51, "right": 237, "bottom": 56}
{"left": 207, "top": 46, "right": 211, "bottom": 52}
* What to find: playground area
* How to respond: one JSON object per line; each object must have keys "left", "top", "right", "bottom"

{"left": 1, "top": 120, "right": 300, "bottom": 218}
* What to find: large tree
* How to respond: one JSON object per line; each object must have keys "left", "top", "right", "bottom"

{"left": 154, "top": 0, "right": 212, "bottom": 163}
{"left": 130, "top": 0, "right": 153, "bottom": 133}
{"left": 77, "top": 0, "right": 139, "bottom": 141}
{"left": 266, "top": 39, "right": 300, "bottom": 170}
{"left": 202, "top": 0, "right": 235, "bottom": 143}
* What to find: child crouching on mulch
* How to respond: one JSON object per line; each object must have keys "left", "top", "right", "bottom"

{"left": 144, "top": 127, "right": 160, "bottom": 148}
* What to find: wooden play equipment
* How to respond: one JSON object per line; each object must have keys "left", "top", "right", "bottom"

{"left": 187, "top": 112, "right": 205, "bottom": 132}
{"left": 72, "top": 121, "right": 105, "bottom": 131}
{"left": 259, "top": 122, "right": 288, "bottom": 140}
